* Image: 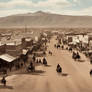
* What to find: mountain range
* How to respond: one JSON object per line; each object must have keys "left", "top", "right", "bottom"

{"left": 0, "top": 11, "right": 92, "bottom": 28}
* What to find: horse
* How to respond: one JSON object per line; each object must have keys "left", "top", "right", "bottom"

{"left": 43, "top": 58, "right": 47, "bottom": 65}
{"left": 56, "top": 64, "right": 62, "bottom": 73}
{"left": 36, "top": 59, "right": 39, "bottom": 63}
{"left": 72, "top": 52, "right": 77, "bottom": 60}
{"left": 72, "top": 52, "right": 81, "bottom": 61}
{"left": 76, "top": 52, "right": 81, "bottom": 61}
{"left": 69, "top": 47, "right": 72, "bottom": 52}
{"left": 39, "top": 59, "right": 42, "bottom": 64}
{"left": 32, "top": 55, "right": 36, "bottom": 62}
{"left": 57, "top": 44, "right": 61, "bottom": 49}
{"left": 90, "top": 59, "right": 92, "bottom": 64}
{"left": 27, "top": 62, "right": 35, "bottom": 72}
{"left": 61, "top": 45, "right": 64, "bottom": 50}
{"left": 48, "top": 51, "right": 52, "bottom": 55}
{"left": 90, "top": 69, "right": 92, "bottom": 75}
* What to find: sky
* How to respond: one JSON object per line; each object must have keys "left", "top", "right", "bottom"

{"left": 0, "top": 0, "right": 92, "bottom": 17}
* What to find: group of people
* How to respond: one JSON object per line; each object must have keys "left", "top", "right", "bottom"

{"left": 54, "top": 44, "right": 64, "bottom": 50}
{"left": 27, "top": 57, "right": 48, "bottom": 72}
{"left": 72, "top": 51, "right": 81, "bottom": 61}
{"left": 36, "top": 57, "right": 48, "bottom": 66}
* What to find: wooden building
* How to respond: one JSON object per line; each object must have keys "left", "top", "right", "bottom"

{"left": 0, "top": 44, "right": 6, "bottom": 55}
{"left": 5, "top": 42, "right": 22, "bottom": 56}
{"left": 0, "top": 54, "right": 18, "bottom": 70}
{"left": 66, "top": 33, "right": 89, "bottom": 45}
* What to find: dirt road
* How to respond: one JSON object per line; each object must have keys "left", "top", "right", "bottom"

{"left": 0, "top": 36, "right": 92, "bottom": 92}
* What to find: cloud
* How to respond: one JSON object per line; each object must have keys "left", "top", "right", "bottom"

{"left": 0, "top": 9, "right": 31, "bottom": 17}
{"left": 0, "top": 0, "right": 71, "bottom": 9}
{"left": 0, "top": 0, "right": 34, "bottom": 8}
{"left": 0, "top": 0, "right": 72, "bottom": 17}
{"left": 0, "top": 0, "right": 92, "bottom": 17}
{"left": 59, "top": 6, "right": 92, "bottom": 16}
{"left": 72, "top": 0, "right": 79, "bottom": 3}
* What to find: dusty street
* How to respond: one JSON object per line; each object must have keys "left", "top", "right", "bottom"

{"left": 0, "top": 36, "right": 92, "bottom": 92}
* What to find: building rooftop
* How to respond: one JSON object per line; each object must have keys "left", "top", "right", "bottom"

{"left": 0, "top": 54, "right": 16, "bottom": 62}
{"left": 6, "top": 42, "right": 21, "bottom": 46}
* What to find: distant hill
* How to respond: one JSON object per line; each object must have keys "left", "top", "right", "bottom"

{"left": 0, "top": 11, "right": 92, "bottom": 28}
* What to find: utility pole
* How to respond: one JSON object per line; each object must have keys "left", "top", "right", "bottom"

{"left": 25, "top": 24, "right": 27, "bottom": 33}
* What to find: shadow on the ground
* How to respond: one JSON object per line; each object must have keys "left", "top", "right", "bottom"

{"left": 16, "top": 70, "right": 46, "bottom": 76}
{"left": 34, "top": 70, "right": 46, "bottom": 74}
{"left": 62, "top": 73, "right": 69, "bottom": 77}
{"left": 0, "top": 85, "right": 13, "bottom": 89}
{"left": 58, "top": 73, "right": 69, "bottom": 77}
{"left": 44, "top": 65, "right": 52, "bottom": 67}
{"left": 78, "top": 59, "right": 85, "bottom": 62}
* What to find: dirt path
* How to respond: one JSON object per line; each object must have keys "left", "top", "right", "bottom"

{"left": 0, "top": 36, "right": 92, "bottom": 92}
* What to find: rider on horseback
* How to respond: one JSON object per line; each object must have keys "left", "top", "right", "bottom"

{"left": 76, "top": 52, "right": 81, "bottom": 60}
{"left": 56, "top": 64, "right": 62, "bottom": 73}
{"left": 48, "top": 51, "right": 52, "bottom": 55}
{"left": 1, "top": 76, "right": 6, "bottom": 86}
{"left": 72, "top": 51, "right": 77, "bottom": 60}
{"left": 27, "top": 62, "right": 35, "bottom": 72}
{"left": 90, "top": 69, "right": 92, "bottom": 76}
{"left": 32, "top": 54, "right": 36, "bottom": 62}
{"left": 61, "top": 45, "right": 64, "bottom": 50}
{"left": 43, "top": 57, "right": 47, "bottom": 65}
